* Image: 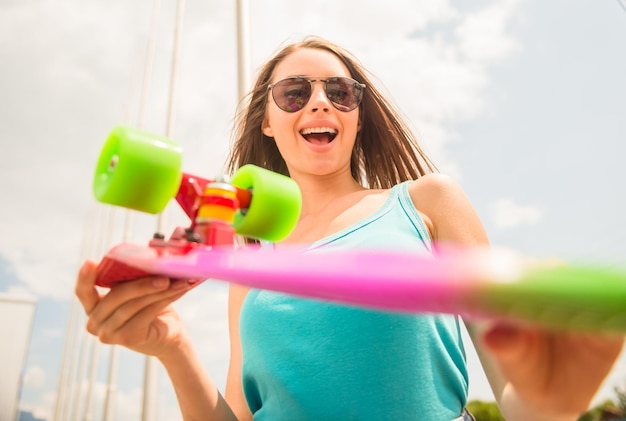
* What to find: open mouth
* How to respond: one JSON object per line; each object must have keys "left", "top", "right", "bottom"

{"left": 300, "top": 127, "right": 338, "bottom": 145}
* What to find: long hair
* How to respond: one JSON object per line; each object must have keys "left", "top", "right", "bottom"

{"left": 225, "top": 36, "right": 437, "bottom": 189}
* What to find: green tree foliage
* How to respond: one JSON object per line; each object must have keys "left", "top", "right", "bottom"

{"left": 467, "top": 383, "right": 626, "bottom": 421}
{"left": 467, "top": 400, "right": 504, "bottom": 421}
{"left": 615, "top": 384, "right": 626, "bottom": 414}
{"left": 577, "top": 399, "right": 624, "bottom": 421}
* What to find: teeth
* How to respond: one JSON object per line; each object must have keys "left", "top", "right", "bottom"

{"left": 300, "top": 127, "right": 337, "bottom": 135}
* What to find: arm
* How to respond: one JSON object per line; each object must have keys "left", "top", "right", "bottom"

{"left": 75, "top": 261, "right": 239, "bottom": 420}
{"left": 224, "top": 284, "right": 254, "bottom": 421}
{"left": 408, "top": 174, "right": 624, "bottom": 420}
{"left": 158, "top": 332, "right": 239, "bottom": 421}
{"left": 470, "top": 319, "right": 624, "bottom": 420}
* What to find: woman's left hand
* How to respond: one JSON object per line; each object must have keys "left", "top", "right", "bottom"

{"left": 483, "top": 323, "right": 625, "bottom": 417}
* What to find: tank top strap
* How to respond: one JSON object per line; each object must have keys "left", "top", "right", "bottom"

{"left": 395, "top": 180, "right": 433, "bottom": 253}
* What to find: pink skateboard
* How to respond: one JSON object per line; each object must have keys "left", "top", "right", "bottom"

{"left": 96, "top": 242, "right": 626, "bottom": 332}
{"left": 93, "top": 126, "right": 626, "bottom": 333}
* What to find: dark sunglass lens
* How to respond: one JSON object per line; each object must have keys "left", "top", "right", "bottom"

{"left": 326, "top": 78, "right": 362, "bottom": 111}
{"left": 273, "top": 78, "right": 311, "bottom": 112}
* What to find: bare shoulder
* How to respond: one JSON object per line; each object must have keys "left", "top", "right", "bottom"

{"left": 407, "top": 173, "right": 470, "bottom": 217}
{"left": 407, "top": 173, "right": 489, "bottom": 245}
{"left": 407, "top": 173, "right": 462, "bottom": 198}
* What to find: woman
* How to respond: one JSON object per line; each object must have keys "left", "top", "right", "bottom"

{"left": 76, "top": 37, "right": 623, "bottom": 420}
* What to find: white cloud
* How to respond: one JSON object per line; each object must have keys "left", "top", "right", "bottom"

{"left": 23, "top": 365, "right": 47, "bottom": 390}
{"left": 315, "top": 0, "right": 524, "bottom": 174}
{"left": 70, "top": 381, "right": 144, "bottom": 421}
{"left": 455, "top": 0, "right": 523, "bottom": 62}
{"left": 490, "top": 197, "right": 543, "bottom": 230}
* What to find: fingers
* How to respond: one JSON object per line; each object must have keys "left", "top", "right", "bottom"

{"left": 85, "top": 277, "right": 189, "bottom": 338}
{"left": 75, "top": 260, "right": 101, "bottom": 315}
{"left": 481, "top": 323, "right": 537, "bottom": 363}
{"left": 89, "top": 278, "right": 182, "bottom": 326}
{"left": 110, "top": 290, "right": 187, "bottom": 347}
{"left": 74, "top": 259, "right": 193, "bottom": 349}
{"left": 483, "top": 323, "right": 625, "bottom": 364}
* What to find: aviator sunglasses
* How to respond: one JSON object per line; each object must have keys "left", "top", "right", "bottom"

{"left": 268, "top": 76, "right": 366, "bottom": 113}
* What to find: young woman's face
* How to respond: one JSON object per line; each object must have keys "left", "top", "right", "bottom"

{"left": 262, "top": 48, "right": 361, "bottom": 180}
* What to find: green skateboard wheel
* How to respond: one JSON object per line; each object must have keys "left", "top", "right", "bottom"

{"left": 93, "top": 125, "right": 183, "bottom": 214}
{"left": 231, "top": 165, "right": 302, "bottom": 242}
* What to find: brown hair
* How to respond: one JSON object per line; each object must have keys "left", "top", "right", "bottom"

{"left": 225, "top": 36, "right": 437, "bottom": 189}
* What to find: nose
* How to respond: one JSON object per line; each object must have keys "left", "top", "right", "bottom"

{"left": 308, "top": 81, "right": 331, "bottom": 112}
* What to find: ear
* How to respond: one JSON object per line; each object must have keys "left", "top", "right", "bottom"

{"left": 262, "top": 116, "right": 274, "bottom": 138}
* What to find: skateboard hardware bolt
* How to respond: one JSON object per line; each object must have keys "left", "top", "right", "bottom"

{"left": 108, "top": 155, "right": 118, "bottom": 171}
{"left": 185, "top": 231, "right": 202, "bottom": 243}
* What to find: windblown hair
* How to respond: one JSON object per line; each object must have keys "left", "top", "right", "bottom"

{"left": 225, "top": 36, "right": 437, "bottom": 189}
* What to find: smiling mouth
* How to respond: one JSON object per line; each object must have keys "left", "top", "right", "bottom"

{"left": 300, "top": 127, "right": 337, "bottom": 145}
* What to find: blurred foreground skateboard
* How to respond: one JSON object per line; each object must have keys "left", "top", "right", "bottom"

{"left": 93, "top": 126, "right": 626, "bottom": 332}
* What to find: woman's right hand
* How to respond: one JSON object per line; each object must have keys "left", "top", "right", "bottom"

{"left": 75, "top": 260, "right": 194, "bottom": 358}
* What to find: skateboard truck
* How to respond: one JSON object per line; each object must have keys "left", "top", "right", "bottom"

{"left": 148, "top": 175, "right": 252, "bottom": 255}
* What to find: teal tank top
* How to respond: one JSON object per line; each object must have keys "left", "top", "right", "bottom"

{"left": 239, "top": 181, "right": 469, "bottom": 420}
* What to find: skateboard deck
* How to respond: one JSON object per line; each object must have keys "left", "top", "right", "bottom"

{"left": 91, "top": 127, "right": 626, "bottom": 333}
{"left": 96, "top": 243, "right": 626, "bottom": 333}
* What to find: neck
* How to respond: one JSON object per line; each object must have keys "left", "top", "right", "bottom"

{"left": 290, "top": 170, "right": 364, "bottom": 217}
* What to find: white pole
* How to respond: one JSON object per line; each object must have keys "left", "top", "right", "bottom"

{"left": 155, "top": 0, "right": 185, "bottom": 236}
{"left": 0, "top": 295, "right": 37, "bottom": 421}
{"left": 101, "top": 346, "right": 119, "bottom": 421}
{"left": 53, "top": 299, "right": 81, "bottom": 421}
{"left": 54, "top": 203, "right": 101, "bottom": 421}
{"left": 235, "top": 0, "right": 252, "bottom": 101}
{"left": 69, "top": 328, "right": 91, "bottom": 421}
{"left": 141, "top": 357, "right": 159, "bottom": 421}
{"left": 81, "top": 205, "right": 117, "bottom": 421}
{"left": 81, "top": 336, "right": 100, "bottom": 421}
{"left": 103, "top": 0, "right": 161, "bottom": 417}
{"left": 143, "top": 0, "right": 186, "bottom": 420}
{"left": 53, "top": 218, "right": 92, "bottom": 421}
{"left": 138, "top": 0, "right": 162, "bottom": 130}
{"left": 164, "top": 0, "right": 185, "bottom": 141}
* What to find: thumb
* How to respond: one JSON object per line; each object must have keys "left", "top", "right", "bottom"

{"left": 75, "top": 260, "right": 101, "bottom": 315}
{"left": 482, "top": 322, "right": 536, "bottom": 364}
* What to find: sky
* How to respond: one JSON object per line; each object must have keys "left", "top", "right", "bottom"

{"left": 1, "top": 0, "right": 626, "bottom": 419}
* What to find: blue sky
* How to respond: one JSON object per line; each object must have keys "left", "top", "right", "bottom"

{"left": 1, "top": 0, "right": 626, "bottom": 419}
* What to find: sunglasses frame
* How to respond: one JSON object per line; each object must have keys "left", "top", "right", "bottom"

{"left": 267, "top": 76, "right": 366, "bottom": 113}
